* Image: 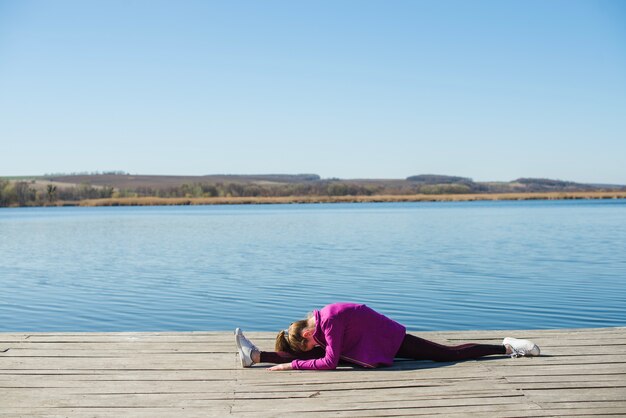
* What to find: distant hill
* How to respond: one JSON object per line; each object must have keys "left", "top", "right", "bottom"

{"left": 41, "top": 173, "right": 625, "bottom": 194}
{"left": 512, "top": 177, "right": 596, "bottom": 191}
{"left": 406, "top": 174, "right": 474, "bottom": 184}
{"left": 401, "top": 175, "right": 615, "bottom": 194}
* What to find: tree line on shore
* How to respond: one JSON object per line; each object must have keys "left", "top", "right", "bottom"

{"left": 1, "top": 174, "right": 621, "bottom": 207}
{"left": 0, "top": 179, "right": 475, "bottom": 207}
{"left": 0, "top": 180, "right": 115, "bottom": 207}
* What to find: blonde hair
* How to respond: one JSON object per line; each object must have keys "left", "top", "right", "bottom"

{"left": 275, "top": 313, "right": 313, "bottom": 352}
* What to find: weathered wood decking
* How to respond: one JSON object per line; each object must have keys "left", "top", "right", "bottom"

{"left": 1, "top": 328, "right": 625, "bottom": 417}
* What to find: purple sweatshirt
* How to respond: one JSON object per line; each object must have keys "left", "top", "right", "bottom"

{"left": 291, "top": 303, "right": 406, "bottom": 370}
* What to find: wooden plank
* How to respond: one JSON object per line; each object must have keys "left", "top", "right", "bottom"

{"left": 229, "top": 395, "right": 536, "bottom": 413}
{"left": 0, "top": 409, "right": 225, "bottom": 418}
{"left": 536, "top": 400, "right": 626, "bottom": 409}
{"left": 0, "top": 353, "right": 235, "bottom": 369}
{"left": 505, "top": 374, "right": 626, "bottom": 383}
{"left": 0, "top": 342, "right": 233, "bottom": 351}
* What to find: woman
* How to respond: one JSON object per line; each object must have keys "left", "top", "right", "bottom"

{"left": 235, "top": 302, "right": 540, "bottom": 371}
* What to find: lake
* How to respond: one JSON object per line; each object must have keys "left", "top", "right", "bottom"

{"left": 1, "top": 200, "right": 625, "bottom": 332}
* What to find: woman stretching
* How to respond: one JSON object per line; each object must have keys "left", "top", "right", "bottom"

{"left": 235, "top": 302, "right": 540, "bottom": 371}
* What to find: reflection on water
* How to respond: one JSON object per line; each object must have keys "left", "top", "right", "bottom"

{"left": 1, "top": 200, "right": 625, "bottom": 331}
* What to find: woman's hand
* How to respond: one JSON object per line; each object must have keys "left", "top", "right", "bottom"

{"left": 267, "top": 363, "right": 293, "bottom": 371}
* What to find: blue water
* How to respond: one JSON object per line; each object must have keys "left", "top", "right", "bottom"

{"left": 1, "top": 200, "right": 625, "bottom": 332}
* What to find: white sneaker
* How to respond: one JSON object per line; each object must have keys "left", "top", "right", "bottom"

{"left": 235, "top": 328, "right": 258, "bottom": 367}
{"left": 503, "top": 337, "right": 541, "bottom": 358}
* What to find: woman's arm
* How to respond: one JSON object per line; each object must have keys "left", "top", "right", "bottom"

{"left": 290, "top": 320, "right": 344, "bottom": 370}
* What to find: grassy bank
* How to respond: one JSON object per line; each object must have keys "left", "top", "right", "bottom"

{"left": 43, "top": 191, "right": 626, "bottom": 206}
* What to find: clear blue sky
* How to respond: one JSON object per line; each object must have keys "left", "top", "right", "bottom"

{"left": 1, "top": 0, "right": 625, "bottom": 183}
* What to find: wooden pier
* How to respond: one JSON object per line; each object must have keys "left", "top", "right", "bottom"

{"left": 1, "top": 327, "right": 625, "bottom": 417}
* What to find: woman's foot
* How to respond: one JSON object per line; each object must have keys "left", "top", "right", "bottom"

{"left": 503, "top": 337, "right": 541, "bottom": 358}
{"left": 235, "top": 328, "right": 260, "bottom": 367}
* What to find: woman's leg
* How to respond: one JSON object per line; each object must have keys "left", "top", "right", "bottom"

{"left": 260, "top": 346, "right": 325, "bottom": 364}
{"left": 396, "top": 333, "right": 506, "bottom": 362}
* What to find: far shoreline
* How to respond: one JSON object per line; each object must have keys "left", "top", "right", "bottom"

{"left": 4, "top": 191, "right": 626, "bottom": 208}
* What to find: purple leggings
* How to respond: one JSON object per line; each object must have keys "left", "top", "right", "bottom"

{"left": 260, "top": 333, "right": 505, "bottom": 365}
{"left": 395, "top": 334, "right": 505, "bottom": 361}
